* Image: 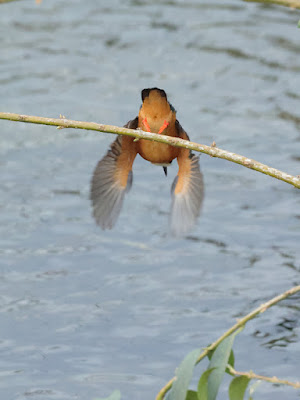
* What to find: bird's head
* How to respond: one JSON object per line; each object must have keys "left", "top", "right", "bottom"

{"left": 139, "top": 88, "right": 176, "bottom": 134}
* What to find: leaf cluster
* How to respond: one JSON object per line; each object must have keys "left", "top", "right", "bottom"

{"left": 167, "top": 330, "right": 250, "bottom": 400}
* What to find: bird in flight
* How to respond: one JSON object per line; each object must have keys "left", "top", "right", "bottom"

{"left": 91, "top": 87, "right": 204, "bottom": 236}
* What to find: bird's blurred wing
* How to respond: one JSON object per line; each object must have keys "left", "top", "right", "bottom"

{"left": 90, "top": 118, "right": 138, "bottom": 229}
{"left": 170, "top": 122, "right": 204, "bottom": 236}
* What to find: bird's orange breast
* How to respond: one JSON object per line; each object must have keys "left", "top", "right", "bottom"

{"left": 136, "top": 115, "right": 179, "bottom": 164}
{"left": 137, "top": 139, "right": 179, "bottom": 164}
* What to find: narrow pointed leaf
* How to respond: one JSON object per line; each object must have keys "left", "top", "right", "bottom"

{"left": 167, "top": 348, "right": 202, "bottom": 400}
{"left": 207, "top": 349, "right": 213, "bottom": 361}
{"left": 197, "top": 368, "right": 215, "bottom": 400}
{"left": 226, "top": 350, "right": 235, "bottom": 374}
{"left": 207, "top": 333, "right": 239, "bottom": 400}
{"left": 186, "top": 390, "right": 199, "bottom": 400}
{"left": 208, "top": 348, "right": 234, "bottom": 368}
{"left": 298, "top": 19, "right": 300, "bottom": 28}
{"left": 229, "top": 376, "right": 250, "bottom": 400}
{"left": 228, "top": 350, "right": 235, "bottom": 368}
{"left": 94, "top": 390, "right": 121, "bottom": 400}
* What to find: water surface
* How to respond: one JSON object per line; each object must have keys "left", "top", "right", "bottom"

{"left": 0, "top": 1, "right": 300, "bottom": 399}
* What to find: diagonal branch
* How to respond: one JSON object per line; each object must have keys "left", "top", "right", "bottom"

{"left": 156, "top": 285, "right": 300, "bottom": 400}
{"left": 243, "top": 0, "right": 300, "bottom": 8}
{"left": 0, "top": 112, "right": 299, "bottom": 189}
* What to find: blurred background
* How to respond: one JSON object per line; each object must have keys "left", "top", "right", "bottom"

{"left": 0, "top": 1, "right": 299, "bottom": 399}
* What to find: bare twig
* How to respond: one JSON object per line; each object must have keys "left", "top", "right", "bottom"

{"left": 0, "top": 112, "right": 299, "bottom": 189}
{"left": 0, "top": 0, "right": 21, "bottom": 3}
{"left": 244, "top": 0, "right": 300, "bottom": 8}
{"left": 227, "top": 365, "right": 300, "bottom": 389}
{"left": 156, "top": 285, "right": 300, "bottom": 400}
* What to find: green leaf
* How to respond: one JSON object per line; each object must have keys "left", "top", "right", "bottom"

{"left": 226, "top": 350, "right": 235, "bottom": 374}
{"left": 197, "top": 368, "right": 215, "bottom": 400}
{"left": 206, "top": 333, "right": 238, "bottom": 400}
{"left": 208, "top": 348, "right": 234, "bottom": 368}
{"left": 207, "top": 349, "right": 213, "bottom": 361}
{"left": 94, "top": 390, "right": 121, "bottom": 400}
{"left": 186, "top": 390, "right": 199, "bottom": 400}
{"left": 228, "top": 350, "right": 235, "bottom": 368}
{"left": 167, "top": 348, "right": 202, "bottom": 400}
{"left": 229, "top": 376, "right": 250, "bottom": 400}
{"left": 298, "top": 19, "right": 300, "bottom": 28}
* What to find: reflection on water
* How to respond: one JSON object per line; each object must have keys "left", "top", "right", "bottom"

{"left": 254, "top": 317, "right": 298, "bottom": 349}
{"left": 0, "top": 0, "right": 300, "bottom": 399}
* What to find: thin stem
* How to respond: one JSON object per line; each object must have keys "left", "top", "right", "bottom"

{"left": 0, "top": 0, "right": 21, "bottom": 3}
{"left": 156, "top": 285, "right": 300, "bottom": 400}
{"left": 244, "top": 0, "right": 300, "bottom": 8}
{"left": 0, "top": 112, "right": 299, "bottom": 189}
{"left": 227, "top": 365, "right": 300, "bottom": 389}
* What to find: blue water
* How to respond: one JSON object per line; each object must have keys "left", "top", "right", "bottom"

{"left": 0, "top": 1, "right": 299, "bottom": 399}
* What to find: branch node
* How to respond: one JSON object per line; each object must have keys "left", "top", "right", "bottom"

{"left": 210, "top": 141, "right": 217, "bottom": 157}
{"left": 244, "top": 158, "right": 254, "bottom": 167}
{"left": 57, "top": 114, "right": 67, "bottom": 129}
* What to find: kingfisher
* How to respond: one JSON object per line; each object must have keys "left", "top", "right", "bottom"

{"left": 90, "top": 88, "right": 204, "bottom": 236}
